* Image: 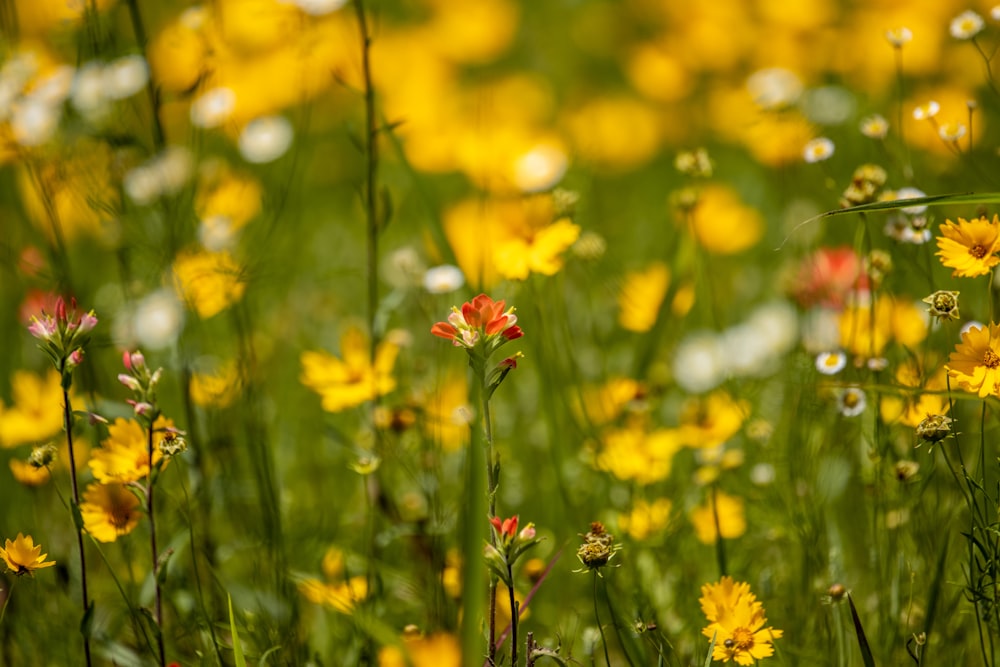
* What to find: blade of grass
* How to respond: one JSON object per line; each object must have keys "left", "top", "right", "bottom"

{"left": 848, "top": 593, "right": 876, "bottom": 667}
{"left": 229, "top": 594, "right": 247, "bottom": 667}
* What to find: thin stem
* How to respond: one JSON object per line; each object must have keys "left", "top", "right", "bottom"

{"left": 124, "top": 0, "right": 166, "bottom": 150}
{"left": 147, "top": 423, "right": 166, "bottom": 667}
{"left": 507, "top": 570, "right": 518, "bottom": 667}
{"left": 710, "top": 485, "right": 727, "bottom": 578}
{"left": 482, "top": 368, "right": 499, "bottom": 666}
{"left": 0, "top": 579, "right": 14, "bottom": 627}
{"left": 594, "top": 573, "right": 612, "bottom": 667}
{"left": 63, "top": 386, "right": 92, "bottom": 667}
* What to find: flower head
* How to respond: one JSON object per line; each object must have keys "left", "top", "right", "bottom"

{"left": 946, "top": 322, "right": 1000, "bottom": 398}
{"left": 300, "top": 327, "right": 399, "bottom": 413}
{"left": 860, "top": 114, "right": 889, "bottom": 139}
{"left": 935, "top": 216, "right": 1000, "bottom": 278}
{"left": 923, "top": 290, "right": 961, "bottom": 321}
{"left": 803, "top": 137, "right": 834, "bottom": 163}
{"left": 0, "top": 533, "right": 56, "bottom": 576}
{"left": 80, "top": 482, "right": 143, "bottom": 542}
{"left": 575, "top": 522, "right": 621, "bottom": 574}
{"left": 885, "top": 27, "right": 913, "bottom": 47}
{"left": 27, "top": 297, "right": 98, "bottom": 381}
{"left": 700, "top": 576, "right": 783, "bottom": 665}
{"left": 951, "top": 10, "right": 985, "bottom": 39}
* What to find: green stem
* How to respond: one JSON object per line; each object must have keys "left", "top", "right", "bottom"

{"left": 0, "top": 579, "right": 14, "bottom": 627}
{"left": 147, "top": 423, "right": 166, "bottom": 667}
{"left": 62, "top": 385, "right": 92, "bottom": 667}
{"left": 124, "top": 0, "right": 166, "bottom": 150}
{"left": 507, "top": 567, "right": 517, "bottom": 667}
{"left": 594, "top": 573, "right": 612, "bottom": 667}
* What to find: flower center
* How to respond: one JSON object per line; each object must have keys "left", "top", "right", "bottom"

{"left": 970, "top": 243, "right": 989, "bottom": 259}
{"left": 110, "top": 506, "right": 132, "bottom": 531}
{"left": 983, "top": 349, "right": 1000, "bottom": 369}
{"left": 731, "top": 627, "right": 755, "bottom": 650}
{"left": 843, "top": 392, "right": 860, "bottom": 408}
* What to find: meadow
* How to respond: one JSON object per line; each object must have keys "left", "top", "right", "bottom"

{"left": 1, "top": 0, "right": 1000, "bottom": 665}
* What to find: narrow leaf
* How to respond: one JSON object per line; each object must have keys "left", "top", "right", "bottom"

{"left": 229, "top": 594, "right": 247, "bottom": 667}
{"left": 848, "top": 593, "right": 877, "bottom": 667}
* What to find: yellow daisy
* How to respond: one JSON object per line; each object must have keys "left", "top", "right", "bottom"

{"left": 0, "top": 533, "right": 56, "bottom": 576}
{"left": 935, "top": 216, "right": 1000, "bottom": 278}
{"left": 89, "top": 417, "right": 170, "bottom": 484}
{"left": 946, "top": 323, "right": 1000, "bottom": 398}
{"left": 300, "top": 327, "right": 399, "bottom": 413}
{"left": 700, "top": 576, "right": 783, "bottom": 665}
{"left": 80, "top": 483, "right": 143, "bottom": 543}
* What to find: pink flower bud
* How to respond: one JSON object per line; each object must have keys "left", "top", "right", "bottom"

{"left": 77, "top": 311, "right": 98, "bottom": 335}
{"left": 122, "top": 350, "right": 132, "bottom": 371}
{"left": 55, "top": 297, "right": 67, "bottom": 323}
{"left": 66, "top": 348, "right": 85, "bottom": 369}
{"left": 27, "top": 316, "right": 57, "bottom": 341}
{"left": 518, "top": 524, "right": 536, "bottom": 540}
{"left": 118, "top": 374, "right": 142, "bottom": 391}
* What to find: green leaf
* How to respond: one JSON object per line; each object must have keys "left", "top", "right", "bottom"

{"left": 848, "top": 594, "right": 877, "bottom": 667}
{"left": 703, "top": 631, "right": 716, "bottom": 667}
{"left": 80, "top": 601, "right": 95, "bottom": 639}
{"left": 229, "top": 594, "right": 247, "bottom": 667}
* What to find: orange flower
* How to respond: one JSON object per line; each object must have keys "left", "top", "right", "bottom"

{"left": 431, "top": 294, "right": 523, "bottom": 348}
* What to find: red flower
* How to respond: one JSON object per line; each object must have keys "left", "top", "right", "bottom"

{"left": 490, "top": 515, "right": 519, "bottom": 542}
{"left": 431, "top": 294, "right": 522, "bottom": 348}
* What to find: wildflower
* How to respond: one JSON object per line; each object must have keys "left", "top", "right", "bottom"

{"left": 89, "top": 417, "right": 171, "bottom": 484}
{"left": 700, "top": 577, "right": 783, "bottom": 665}
{"left": 130, "top": 289, "right": 186, "bottom": 350}
{"left": 619, "top": 262, "right": 670, "bottom": 332}
{"left": 840, "top": 164, "right": 887, "bottom": 207}
{"left": 80, "top": 483, "right": 143, "bottom": 542}
{"left": 691, "top": 491, "right": 746, "bottom": 544}
{"left": 301, "top": 327, "right": 399, "bottom": 412}
{"left": 837, "top": 386, "right": 867, "bottom": 417}
{"left": 838, "top": 297, "right": 928, "bottom": 358}
{"left": 123, "top": 146, "right": 193, "bottom": 205}
{"left": 675, "top": 148, "right": 713, "bottom": 177}
{"left": 993, "top": 6, "right": 1000, "bottom": 21}
{"left": 916, "top": 414, "right": 954, "bottom": 444}
{"left": 815, "top": 351, "right": 847, "bottom": 375}
{"left": 789, "top": 246, "right": 865, "bottom": 309}
{"left": 189, "top": 361, "right": 240, "bottom": 408}
{"left": 880, "top": 363, "right": 950, "bottom": 427}
{"left": 378, "top": 632, "right": 461, "bottom": 667}
{"left": 158, "top": 430, "right": 188, "bottom": 457}
{"left": 572, "top": 230, "right": 607, "bottom": 260}
{"left": 0, "top": 369, "right": 69, "bottom": 447}
{"left": 951, "top": 10, "right": 985, "bottom": 39}
{"left": 595, "top": 427, "right": 682, "bottom": 484}
{"left": 238, "top": 115, "right": 294, "bottom": 163}
{"left": 172, "top": 250, "right": 247, "bottom": 318}
{"left": 617, "top": 498, "right": 672, "bottom": 541}
{"left": 803, "top": 137, "right": 834, "bottom": 163}
{"left": 945, "top": 322, "right": 1000, "bottom": 397}
{"left": 923, "top": 290, "right": 961, "bottom": 321}
{"left": 860, "top": 114, "right": 889, "bottom": 139}
{"left": 490, "top": 515, "right": 519, "bottom": 545}
{"left": 493, "top": 218, "right": 581, "bottom": 281}
{"left": 190, "top": 87, "right": 236, "bottom": 128}
{"left": 686, "top": 185, "right": 764, "bottom": 255}
{"left": 431, "top": 294, "right": 523, "bottom": 354}
{"left": 575, "top": 522, "right": 620, "bottom": 574}
{"left": 935, "top": 216, "right": 1000, "bottom": 278}
{"left": 939, "top": 121, "right": 967, "bottom": 142}
{"left": 422, "top": 265, "right": 465, "bottom": 294}
{"left": 298, "top": 576, "right": 369, "bottom": 613}
{"left": 676, "top": 391, "right": 750, "bottom": 449}
{"left": 27, "top": 297, "right": 98, "bottom": 377}
{"left": 0, "top": 533, "right": 56, "bottom": 576}
{"left": 511, "top": 141, "right": 568, "bottom": 192}
{"left": 885, "top": 27, "right": 913, "bottom": 47}
{"left": 894, "top": 460, "right": 920, "bottom": 482}
{"left": 912, "top": 101, "right": 940, "bottom": 121}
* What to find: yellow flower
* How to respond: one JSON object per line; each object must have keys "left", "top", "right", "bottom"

{"left": 0, "top": 369, "right": 69, "bottom": 448}
{"left": 618, "top": 498, "right": 672, "bottom": 541}
{"left": 700, "top": 576, "right": 783, "bottom": 665}
{"left": 190, "top": 361, "right": 240, "bottom": 408}
{"left": 691, "top": 490, "right": 746, "bottom": 544}
{"left": 686, "top": 185, "right": 764, "bottom": 255}
{"left": 422, "top": 371, "right": 471, "bottom": 452}
{"left": 493, "top": 218, "right": 581, "bottom": 281}
{"left": 298, "top": 575, "right": 369, "bottom": 614}
{"left": 0, "top": 533, "right": 55, "bottom": 576}
{"left": 935, "top": 216, "right": 1000, "bottom": 278}
{"left": 618, "top": 263, "right": 670, "bottom": 333}
{"left": 172, "top": 250, "right": 247, "bottom": 318}
{"left": 595, "top": 427, "right": 682, "bottom": 485}
{"left": 946, "top": 323, "right": 1000, "bottom": 398}
{"left": 563, "top": 95, "right": 663, "bottom": 171}
{"left": 195, "top": 162, "right": 263, "bottom": 232}
{"left": 89, "top": 417, "right": 170, "bottom": 484}
{"left": 838, "top": 297, "right": 928, "bottom": 358}
{"left": 18, "top": 138, "right": 120, "bottom": 243}
{"left": 576, "top": 377, "right": 644, "bottom": 427}
{"left": 879, "top": 363, "right": 950, "bottom": 427}
{"left": 9, "top": 459, "right": 50, "bottom": 486}
{"left": 300, "top": 327, "right": 399, "bottom": 413}
{"left": 80, "top": 483, "right": 143, "bottom": 543}
{"left": 378, "top": 632, "right": 461, "bottom": 667}
{"left": 676, "top": 392, "right": 749, "bottom": 449}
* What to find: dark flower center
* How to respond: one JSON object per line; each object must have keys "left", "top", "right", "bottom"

{"left": 970, "top": 243, "right": 989, "bottom": 259}
{"left": 983, "top": 349, "right": 1000, "bottom": 369}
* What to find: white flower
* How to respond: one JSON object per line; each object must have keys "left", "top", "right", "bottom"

{"left": 72, "top": 62, "right": 108, "bottom": 116}
{"left": 815, "top": 351, "right": 846, "bottom": 375}
{"left": 199, "top": 215, "right": 238, "bottom": 252}
{"left": 803, "top": 137, "right": 835, "bottom": 163}
{"left": 992, "top": 5, "right": 1000, "bottom": 21}
{"left": 512, "top": 142, "right": 567, "bottom": 193}
{"left": 290, "top": 0, "right": 349, "bottom": 15}
{"left": 938, "top": 121, "right": 967, "bottom": 142}
{"left": 894, "top": 186, "right": 928, "bottom": 214}
{"left": 131, "top": 289, "right": 185, "bottom": 350}
{"left": 190, "top": 87, "right": 236, "bottom": 128}
{"left": 31, "top": 65, "right": 75, "bottom": 105}
{"left": 837, "top": 386, "right": 867, "bottom": 417}
{"left": 885, "top": 27, "right": 913, "bottom": 47}
{"left": 951, "top": 10, "right": 985, "bottom": 39}
{"left": 859, "top": 114, "right": 889, "bottom": 139}
{"left": 423, "top": 265, "right": 465, "bottom": 294}
{"left": 674, "top": 332, "right": 726, "bottom": 393}
{"left": 124, "top": 146, "right": 193, "bottom": 204}
{"left": 746, "top": 67, "right": 803, "bottom": 110}
{"left": 10, "top": 98, "right": 60, "bottom": 146}
{"left": 238, "top": 116, "right": 294, "bottom": 163}
{"left": 912, "top": 101, "right": 940, "bottom": 120}
{"left": 104, "top": 55, "right": 148, "bottom": 100}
